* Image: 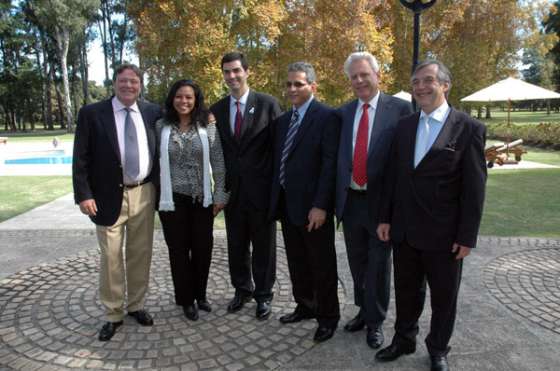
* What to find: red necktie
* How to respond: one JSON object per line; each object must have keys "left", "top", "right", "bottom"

{"left": 234, "top": 101, "right": 243, "bottom": 139}
{"left": 352, "top": 103, "right": 369, "bottom": 186}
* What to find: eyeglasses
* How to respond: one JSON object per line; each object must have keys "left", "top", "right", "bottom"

{"left": 285, "top": 81, "right": 308, "bottom": 88}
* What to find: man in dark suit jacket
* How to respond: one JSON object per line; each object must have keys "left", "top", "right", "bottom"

{"left": 210, "top": 52, "right": 282, "bottom": 319}
{"left": 269, "top": 61, "right": 341, "bottom": 343}
{"left": 336, "top": 52, "right": 412, "bottom": 349}
{"left": 375, "top": 60, "right": 487, "bottom": 371}
{"left": 72, "top": 64, "right": 161, "bottom": 341}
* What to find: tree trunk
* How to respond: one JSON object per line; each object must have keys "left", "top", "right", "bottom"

{"left": 55, "top": 83, "right": 64, "bottom": 129}
{"left": 46, "top": 60, "right": 55, "bottom": 130}
{"left": 485, "top": 104, "right": 492, "bottom": 119}
{"left": 55, "top": 27, "right": 74, "bottom": 132}
{"left": 80, "top": 30, "right": 90, "bottom": 106}
{"left": 98, "top": 4, "right": 111, "bottom": 95}
{"left": 477, "top": 106, "right": 482, "bottom": 119}
{"left": 34, "top": 37, "right": 48, "bottom": 130}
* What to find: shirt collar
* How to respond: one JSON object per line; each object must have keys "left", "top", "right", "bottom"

{"left": 230, "top": 89, "right": 250, "bottom": 106}
{"left": 359, "top": 90, "right": 380, "bottom": 111}
{"left": 292, "top": 95, "right": 314, "bottom": 118}
{"left": 420, "top": 100, "right": 449, "bottom": 124}
{"left": 112, "top": 96, "right": 139, "bottom": 113}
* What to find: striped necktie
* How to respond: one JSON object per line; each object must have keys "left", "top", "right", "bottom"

{"left": 279, "top": 109, "right": 300, "bottom": 188}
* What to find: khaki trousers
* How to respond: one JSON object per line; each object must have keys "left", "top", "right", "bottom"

{"left": 96, "top": 182, "right": 155, "bottom": 322}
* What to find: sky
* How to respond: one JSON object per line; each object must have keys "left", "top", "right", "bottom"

{"left": 87, "top": 36, "right": 138, "bottom": 86}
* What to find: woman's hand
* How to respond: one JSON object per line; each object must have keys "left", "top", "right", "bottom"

{"left": 213, "top": 203, "right": 225, "bottom": 216}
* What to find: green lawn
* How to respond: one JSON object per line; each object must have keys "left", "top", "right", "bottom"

{"left": 0, "top": 131, "right": 74, "bottom": 143}
{"left": 479, "top": 110, "right": 560, "bottom": 125}
{"left": 0, "top": 176, "right": 73, "bottom": 222}
{"left": 480, "top": 168, "right": 560, "bottom": 237}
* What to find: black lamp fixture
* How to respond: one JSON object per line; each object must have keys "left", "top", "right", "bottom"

{"left": 399, "top": 0, "right": 437, "bottom": 72}
{"left": 399, "top": 0, "right": 437, "bottom": 110}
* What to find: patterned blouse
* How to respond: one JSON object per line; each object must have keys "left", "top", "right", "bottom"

{"left": 156, "top": 118, "right": 228, "bottom": 205}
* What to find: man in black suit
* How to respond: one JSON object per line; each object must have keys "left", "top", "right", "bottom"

{"left": 72, "top": 64, "right": 161, "bottom": 341}
{"left": 269, "top": 61, "right": 341, "bottom": 343}
{"left": 375, "top": 60, "right": 487, "bottom": 371}
{"left": 210, "top": 52, "right": 282, "bottom": 319}
{"left": 336, "top": 52, "right": 412, "bottom": 349}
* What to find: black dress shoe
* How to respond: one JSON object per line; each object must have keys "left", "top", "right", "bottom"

{"left": 366, "top": 327, "right": 384, "bottom": 349}
{"left": 313, "top": 326, "right": 335, "bottom": 343}
{"left": 197, "top": 299, "right": 212, "bottom": 313}
{"left": 128, "top": 310, "right": 154, "bottom": 326}
{"left": 227, "top": 294, "right": 251, "bottom": 313}
{"left": 279, "top": 311, "right": 314, "bottom": 324}
{"left": 183, "top": 304, "right": 199, "bottom": 321}
{"left": 256, "top": 301, "right": 271, "bottom": 320}
{"left": 344, "top": 314, "right": 365, "bottom": 332}
{"left": 430, "top": 355, "right": 449, "bottom": 371}
{"left": 98, "top": 321, "right": 123, "bottom": 341}
{"left": 375, "top": 343, "right": 416, "bottom": 362}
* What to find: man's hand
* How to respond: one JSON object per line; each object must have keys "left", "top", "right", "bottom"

{"left": 452, "top": 243, "right": 471, "bottom": 260}
{"left": 377, "top": 223, "right": 391, "bottom": 242}
{"left": 79, "top": 199, "right": 97, "bottom": 216}
{"left": 213, "top": 203, "right": 225, "bottom": 217}
{"left": 307, "top": 207, "right": 326, "bottom": 232}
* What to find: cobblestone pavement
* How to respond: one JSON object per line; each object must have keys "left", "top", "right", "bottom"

{"left": 1, "top": 230, "right": 560, "bottom": 370}
{"left": 0, "top": 231, "right": 347, "bottom": 370}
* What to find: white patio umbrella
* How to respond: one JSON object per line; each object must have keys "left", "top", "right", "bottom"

{"left": 461, "top": 77, "right": 560, "bottom": 126}
{"left": 393, "top": 90, "right": 412, "bottom": 102}
{"left": 461, "top": 77, "right": 560, "bottom": 102}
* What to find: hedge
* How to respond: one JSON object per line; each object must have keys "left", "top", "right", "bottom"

{"left": 485, "top": 122, "right": 560, "bottom": 149}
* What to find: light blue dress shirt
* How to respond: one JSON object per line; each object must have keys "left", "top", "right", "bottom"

{"left": 414, "top": 101, "right": 451, "bottom": 167}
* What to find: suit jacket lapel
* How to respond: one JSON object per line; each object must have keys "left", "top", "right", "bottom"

{"left": 406, "top": 112, "right": 421, "bottom": 172}
{"left": 368, "top": 93, "right": 389, "bottom": 157}
{"left": 341, "top": 100, "right": 358, "bottom": 167}
{"left": 102, "top": 99, "right": 121, "bottom": 164}
{"left": 239, "top": 91, "right": 256, "bottom": 141}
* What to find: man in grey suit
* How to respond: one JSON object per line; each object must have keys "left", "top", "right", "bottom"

{"left": 336, "top": 52, "right": 412, "bottom": 349}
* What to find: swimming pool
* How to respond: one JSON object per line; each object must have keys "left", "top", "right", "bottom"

{"left": 3, "top": 150, "right": 73, "bottom": 165}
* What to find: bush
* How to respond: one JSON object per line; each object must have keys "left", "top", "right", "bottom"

{"left": 486, "top": 122, "right": 560, "bottom": 149}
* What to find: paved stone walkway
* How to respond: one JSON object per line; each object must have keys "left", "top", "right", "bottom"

{"left": 1, "top": 196, "right": 560, "bottom": 370}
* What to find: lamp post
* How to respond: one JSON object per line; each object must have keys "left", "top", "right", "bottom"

{"left": 399, "top": 0, "right": 437, "bottom": 110}
{"left": 399, "top": 0, "right": 437, "bottom": 72}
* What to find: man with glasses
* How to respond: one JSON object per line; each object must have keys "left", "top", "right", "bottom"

{"left": 73, "top": 64, "right": 161, "bottom": 341}
{"left": 269, "top": 62, "right": 341, "bottom": 342}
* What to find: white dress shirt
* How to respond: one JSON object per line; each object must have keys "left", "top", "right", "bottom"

{"left": 414, "top": 101, "right": 451, "bottom": 167}
{"left": 112, "top": 97, "right": 151, "bottom": 183}
{"left": 350, "top": 91, "right": 380, "bottom": 190}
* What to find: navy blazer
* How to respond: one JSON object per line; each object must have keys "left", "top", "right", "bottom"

{"left": 72, "top": 98, "right": 161, "bottom": 226}
{"left": 210, "top": 91, "right": 282, "bottom": 210}
{"left": 269, "top": 99, "right": 341, "bottom": 225}
{"left": 379, "top": 108, "right": 487, "bottom": 251}
{"left": 335, "top": 93, "right": 412, "bottom": 226}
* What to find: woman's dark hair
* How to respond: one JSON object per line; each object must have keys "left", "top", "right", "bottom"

{"left": 164, "top": 79, "right": 209, "bottom": 127}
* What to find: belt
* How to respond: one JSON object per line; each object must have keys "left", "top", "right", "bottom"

{"left": 348, "top": 188, "right": 367, "bottom": 195}
{"left": 124, "top": 179, "right": 149, "bottom": 189}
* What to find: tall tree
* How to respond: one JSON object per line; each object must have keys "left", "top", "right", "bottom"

{"left": 543, "top": 0, "right": 560, "bottom": 90}
{"left": 25, "top": 0, "right": 99, "bottom": 132}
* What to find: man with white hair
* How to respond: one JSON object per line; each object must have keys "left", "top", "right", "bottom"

{"left": 335, "top": 52, "right": 412, "bottom": 349}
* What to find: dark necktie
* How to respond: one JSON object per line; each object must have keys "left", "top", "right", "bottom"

{"left": 234, "top": 101, "right": 243, "bottom": 139}
{"left": 279, "top": 109, "right": 301, "bottom": 188}
{"left": 352, "top": 103, "right": 369, "bottom": 186}
{"left": 124, "top": 107, "right": 140, "bottom": 181}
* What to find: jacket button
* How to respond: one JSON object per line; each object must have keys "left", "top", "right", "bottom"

{"left": 119, "top": 184, "right": 123, "bottom": 188}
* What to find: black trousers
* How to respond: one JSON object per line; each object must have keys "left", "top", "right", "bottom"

{"left": 342, "top": 190, "right": 391, "bottom": 329}
{"left": 392, "top": 240, "right": 463, "bottom": 357}
{"left": 159, "top": 193, "right": 214, "bottom": 307}
{"left": 224, "top": 198, "right": 276, "bottom": 302}
{"left": 281, "top": 211, "right": 340, "bottom": 328}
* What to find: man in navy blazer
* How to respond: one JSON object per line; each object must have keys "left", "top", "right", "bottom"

{"left": 375, "top": 60, "right": 486, "bottom": 371}
{"left": 269, "top": 62, "right": 341, "bottom": 343}
{"left": 73, "top": 64, "right": 161, "bottom": 341}
{"left": 336, "top": 52, "right": 412, "bottom": 349}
